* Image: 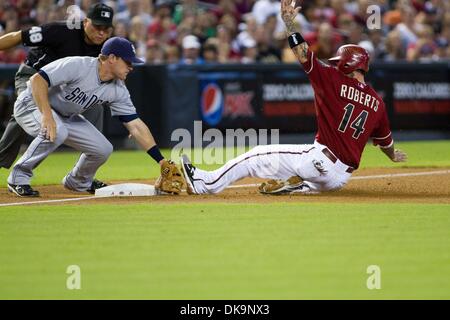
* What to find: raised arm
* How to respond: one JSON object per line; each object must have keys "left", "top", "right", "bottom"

{"left": 0, "top": 31, "right": 22, "bottom": 50}
{"left": 281, "top": 0, "right": 309, "bottom": 63}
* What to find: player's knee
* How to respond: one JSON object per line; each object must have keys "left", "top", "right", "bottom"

{"left": 96, "top": 141, "right": 113, "bottom": 161}
{"left": 54, "top": 126, "right": 69, "bottom": 144}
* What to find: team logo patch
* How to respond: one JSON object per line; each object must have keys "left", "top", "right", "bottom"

{"left": 101, "top": 11, "right": 111, "bottom": 18}
{"left": 200, "top": 83, "right": 223, "bottom": 126}
{"left": 313, "top": 159, "right": 327, "bottom": 174}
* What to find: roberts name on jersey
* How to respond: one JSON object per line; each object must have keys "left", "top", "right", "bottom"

{"left": 339, "top": 84, "right": 380, "bottom": 111}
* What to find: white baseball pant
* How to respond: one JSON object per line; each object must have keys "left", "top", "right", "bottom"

{"left": 190, "top": 141, "right": 353, "bottom": 194}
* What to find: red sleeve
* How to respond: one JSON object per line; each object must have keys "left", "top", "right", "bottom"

{"left": 302, "top": 48, "right": 339, "bottom": 99}
{"left": 300, "top": 48, "right": 339, "bottom": 94}
{"left": 371, "top": 104, "right": 393, "bottom": 148}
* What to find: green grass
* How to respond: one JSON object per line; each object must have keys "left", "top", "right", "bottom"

{"left": 0, "top": 203, "right": 449, "bottom": 299}
{"left": 0, "top": 140, "right": 449, "bottom": 185}
{"left": 0, "top": 140, "right": 449, "bottom": 299}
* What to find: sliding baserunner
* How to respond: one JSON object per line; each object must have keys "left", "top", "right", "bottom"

{"left": 180, "top": 0, "right": 407, "bottom": 195}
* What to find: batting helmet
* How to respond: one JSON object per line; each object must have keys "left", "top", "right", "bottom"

{"left": 328, "top": 44, "right": 370, "bottom": 74}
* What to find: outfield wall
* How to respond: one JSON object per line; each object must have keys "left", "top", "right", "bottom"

{"left": 1, "top": 62, "right": 449, "bottom": 148}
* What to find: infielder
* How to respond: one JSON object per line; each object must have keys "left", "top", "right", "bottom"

{"left": 7, "top": 37, "right": 183, "bottom": 197}
{"left": 180, "top": 0, "right": 407, "bottom": 195}
{"left": 0, "top": 3, "right": 113, "bottom": 169}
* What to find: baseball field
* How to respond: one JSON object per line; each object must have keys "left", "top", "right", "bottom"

{"left": 0, "top": 140, "right": 449, "bottom": 299}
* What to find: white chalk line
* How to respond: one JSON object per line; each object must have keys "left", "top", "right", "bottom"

{"left": 0, "top": 169, "right": 449, "bottom": 207}
{"left": 0, "top": 195, "right": 106, "bottom": 207}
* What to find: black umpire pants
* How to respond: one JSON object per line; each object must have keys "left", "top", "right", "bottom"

{"left": 0, "top": 63, "right": 104, "bottom": 169}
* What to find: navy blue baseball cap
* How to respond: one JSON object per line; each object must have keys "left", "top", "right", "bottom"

{"left": 101, "top": 37, "right": 144, "bottom": 64}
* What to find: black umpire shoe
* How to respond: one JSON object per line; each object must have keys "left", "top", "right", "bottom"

{"left": 87, "top": 179, "right": 108, "bottom": 194}
{"left": 180, "top": 155, "right": 199, "bottom": 195}
{"left": 7, "top": 183, "right": 40, "bottom": 197}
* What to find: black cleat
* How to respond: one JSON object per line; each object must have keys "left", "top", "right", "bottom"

{"left": 180, "top": 155, "right": 198, "bottom": 195}
{"left": 87, "top": 179, "right": 108, "bottom": 194}
{"left": 7, "top": 183, "right": 40, "bottom": 197}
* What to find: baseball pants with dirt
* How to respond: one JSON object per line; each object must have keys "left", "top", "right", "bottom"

{"left": 189, "top": 141, "right": 354, "bottom": 194}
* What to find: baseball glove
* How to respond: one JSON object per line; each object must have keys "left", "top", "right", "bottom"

{"left": 155, "top": 160, "right": 184, "bottom": 195}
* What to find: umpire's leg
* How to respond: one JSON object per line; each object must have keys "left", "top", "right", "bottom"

{"left": 0, "top": 65, "right": 32, "bottom": 169}
{"left": 0, "top": 118, "right": 27, "bottom": 169}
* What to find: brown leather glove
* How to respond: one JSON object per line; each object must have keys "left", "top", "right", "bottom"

{"left": 155, "top": 160, "right": 184, "bottom": 195}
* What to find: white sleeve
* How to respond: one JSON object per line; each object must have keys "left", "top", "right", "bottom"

{"left": 39, "top": 57, "right": 81, "bottom": 87}
{"left": 109, "top": 84, "right": 137, "bottom": 117}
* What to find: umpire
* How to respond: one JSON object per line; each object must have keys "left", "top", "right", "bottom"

{"left": 0, "top": 2, "right": 114, "bottom": 169}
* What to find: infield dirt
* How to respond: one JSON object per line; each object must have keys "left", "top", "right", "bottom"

{"left": 1, "top": 168, "right": 449, "bottom": 206}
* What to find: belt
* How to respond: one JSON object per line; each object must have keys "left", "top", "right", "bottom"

{"left": 321, "top": 148, "right": 354, "bottom": 173}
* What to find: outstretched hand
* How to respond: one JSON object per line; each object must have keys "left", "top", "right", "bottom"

{"left": 281, "top": 0, "right": 302, "bottom": 30}
{"left": 392, "top": 149, "right": 407, "bottom": 162}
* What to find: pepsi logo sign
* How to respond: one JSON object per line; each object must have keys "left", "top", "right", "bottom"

{"left": 200, "top": 83, "right": 223, "bottom": 126}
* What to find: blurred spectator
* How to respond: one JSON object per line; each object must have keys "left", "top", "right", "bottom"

{"left": 308, "top": 22, "right": 342, "bottom": 59}
{"left": 329, "top": 0, "right": 347, "bottom": 28}
{"left": 240, "top": 37, "right": 258, "bottom": 64}
{"left": 129, "top": 15, "right": 147, "bottom": 62}
{"left": 219, "top": 13, "right": 239, "bottom": 53}
{"left": 173, "top": 0, "right": 202, "bottom": 26}
{"left": 180, "top": 34, "right": 204, "bottom": 65}
{"left": 202, "top": 41, "right": 219, "bottom": 63}
{"left": 236, "top": 14, "right": 258, "bottom": 48}
{"left": 148, "top": 0, "right": 177, "bottom": 45}
{"left": 312, "top": 0, "right": 336, "bottom": 26}
{"left": 115, "top": 0, "right": 152, "bottom": 27}
{"left": 216, "top": 24, "right": 240, "bottom": 63}
{"left": 251, "top": 0, "right": 279, "bottom": 26}
{"left": 336, "top": 13, "right": 364, "bottom": 45}
{"left": 263, "top": 13, "right": 277, "bottom": 45}
{"left": 384, "top": 30, "right": 406, "bottom": 61}
{"left": 192, "top": 10, "right": 217, "bottom": 40}
{"left": 0, "top": 0, "right": 448, "bottom": 65}
{"left": 0, "top": 47, "right": 26, "bottom": 64}
{"left": 369, "top": 29, "right": 386, "bottom": 58}
{"left": 113, "top": 21, "right": 129, "bottom": 39}
{"left": 146, "top": 38, "right": 165, "bottom": 64}
{"left": 165, "top": 44, "right": 180, "bottom": 64}
{"left": 395, "top": 5, "right": 419, "bottom": 50}
{"left": 407, "top": 25, "right": 437, "bottom": 61}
